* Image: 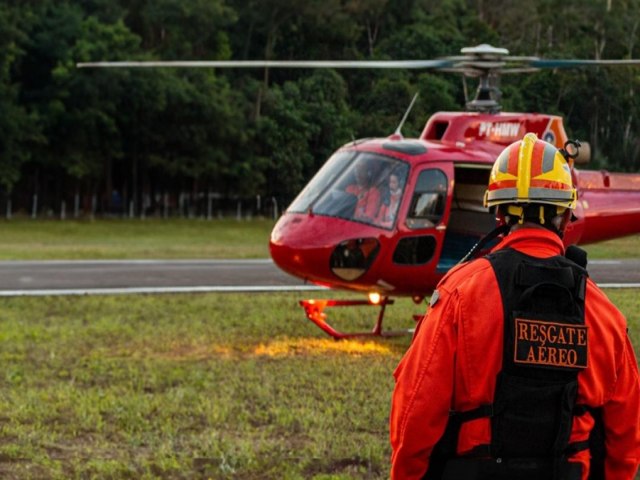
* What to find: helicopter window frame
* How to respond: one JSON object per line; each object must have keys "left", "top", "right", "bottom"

{"left": 288, "top": 150, "right": 410, "bottom": 230}
{"left": 287, "top": 150, "right": 357, "bottom": 214}
{"left": 405, "top": 168, "right": 448, "bottom": 230}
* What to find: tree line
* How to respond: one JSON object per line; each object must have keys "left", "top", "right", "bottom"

{"left": 1, "top": 0, "right": 639, "bottom": 218}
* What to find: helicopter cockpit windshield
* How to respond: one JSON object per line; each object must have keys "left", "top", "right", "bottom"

{"left": 288, "top": 152, "right": 409, "bottom": 229}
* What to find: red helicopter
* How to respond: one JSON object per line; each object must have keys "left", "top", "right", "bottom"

{"left": 79, "top": 45, "right": 640, "bottom": 338}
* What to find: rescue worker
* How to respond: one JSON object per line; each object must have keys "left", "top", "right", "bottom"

{"left": 390, "top": 133, "right": 640, "bottom": 480}
{"left": 346, "top": 158, "right": 381, "bottom": 222}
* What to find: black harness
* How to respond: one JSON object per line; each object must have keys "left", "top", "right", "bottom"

{"left": 424, "top": 248, "right": 603, "bottom": 480}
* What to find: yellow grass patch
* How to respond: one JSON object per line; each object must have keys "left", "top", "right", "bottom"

{"left": 254, "top": 338, "right": 393, "bottom": 357}
{"left": 123, "top": 338, "right": 393, "bottom": 361}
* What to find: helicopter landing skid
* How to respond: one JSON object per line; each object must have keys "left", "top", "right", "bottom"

{"left": 299, "top": 298, "right": 414, "bottom": 339}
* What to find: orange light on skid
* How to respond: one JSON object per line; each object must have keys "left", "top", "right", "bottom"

{"left": 368, "top": 292, "right": 381, "bottom": 305}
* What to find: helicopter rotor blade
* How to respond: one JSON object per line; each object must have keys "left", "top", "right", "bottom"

{"left": 76, "top": 59, "right": 455, "bottom": 69}
{"left": 74, "top": 43, "right": 640, "bottom": 114}
{"left": 500, "top": 68, "right": 542, "bottom": 74}
{"left": 530, "top": 58, "right": 640, "bottom": 68}
{"left": 450, "top": 61, "right": 508, "bottom": 69}
{"left": 502, "top": 56, "right": 541, "bottom": 62}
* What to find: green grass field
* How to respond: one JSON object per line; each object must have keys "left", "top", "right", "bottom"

{"left": 582, "top": 235, "right": 640, "bottom": 259}
{"left": 0, "top": 219, "right": 275, "bottom": 260}
{"left": 0, "top": 218, "right": 637, "bottom": 260}
{"left": 0, "top": 290, "right": 639, "bottom": 479}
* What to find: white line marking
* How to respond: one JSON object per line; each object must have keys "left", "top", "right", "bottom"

{"left": 0, "top": 283, "right": 636, "bottom": 297}
{"left": 599, "top": 283, "right": 640, "bottom": 289}
{"left": 0, "top": 285, "right": 328, "bottom": 297}
{"left": 590, "top": 260, "right": 624, "bottom": 265}
{"left": 0, "top": 259, "right": 275, "bottom": 266}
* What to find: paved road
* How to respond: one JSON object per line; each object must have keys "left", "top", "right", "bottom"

{"left": 0, "top": 258, "right": 637, "bottom": 296}
{"left": 0, "top": 259, "right": 299, "bottom": 290}
{"left": 589, "top": 259, "right": 640, "bottom": 285}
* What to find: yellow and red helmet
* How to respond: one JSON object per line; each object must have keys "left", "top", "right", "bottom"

{"left": 484, "top": 133, "right": 577, "bottom": 210}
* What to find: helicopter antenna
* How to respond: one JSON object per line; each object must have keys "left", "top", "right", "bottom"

{"left": 394, "top": 92, "right": 419, "bottom": 138}
{"left": 462, "top": 76, "right": 469, "bottom": 105}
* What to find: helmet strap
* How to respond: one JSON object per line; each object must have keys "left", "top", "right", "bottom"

{"left": 538, "top": 206, "right": 546, "bottom": 225}
{"left": 501, "top": 204, "right": 569, "bottom": 237}
{"left": 506, "top": 205, "right": 525, "bottom": 224}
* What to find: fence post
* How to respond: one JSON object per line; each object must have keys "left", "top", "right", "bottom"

{"left": 31, "top": 194, "right": 38, "bottom": 219}
{"left": 6, "top": 198, "right": 11, "bottom": 220}
{"left": 74, "top": 193, "right": 80, "bottom": 218}
{"left": 163, "top": 192, "right": 169, "bottom": 219}
{"left": 141, "top": 194, "right": 148, "bottom": 220}
{"left": 91, "top": 194, "right": 97, "bottom": 220}
{"left": 272, "top": 197, "right": 278, "bottom": 220}
{"left": 61, "top": 201, "right": 66, "bottom": 220}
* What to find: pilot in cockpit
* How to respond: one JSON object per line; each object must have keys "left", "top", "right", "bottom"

{"left": 346, "top": 159, "right": 381, "bottom": 222}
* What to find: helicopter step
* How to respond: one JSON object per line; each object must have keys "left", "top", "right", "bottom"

{"left": 299, "top": 297, "right": 416, "bottom": 339}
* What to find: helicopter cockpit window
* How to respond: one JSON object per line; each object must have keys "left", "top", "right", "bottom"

{"left": 406, "top": 169, "right": 448, "bottom": 229}
{"left": 288, "top": 151, "right": 355, "bottom": 214}
{"left": 289, "top": 151, "right": 409, "bottom": 229}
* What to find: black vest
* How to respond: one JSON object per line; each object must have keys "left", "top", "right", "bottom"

{"left": 424, "top": 248, "right": 599, "bottom": 480}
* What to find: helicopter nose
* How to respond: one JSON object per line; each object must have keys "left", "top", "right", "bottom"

{"left": 269, "top": 215, "right": 318, "bottom": 279}
{"left": 269, "top": 214, "right": 382, "bottom": 285}
{"left": 270, "top": 233, "right": 381, "bottom": 284}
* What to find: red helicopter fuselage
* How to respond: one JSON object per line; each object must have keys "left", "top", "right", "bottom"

{"left": 269, "top": 111, "right": 640, "bottom": 298}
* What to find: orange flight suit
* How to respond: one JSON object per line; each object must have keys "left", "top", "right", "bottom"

{"left": 346, "top": 184, "right": 381, "bottom": 222}
{"left": 390, "top": 227, "right": 640, "bottom": 480}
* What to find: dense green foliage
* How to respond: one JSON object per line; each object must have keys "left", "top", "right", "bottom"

{"left": 2, "top": 0, "right": 640, "bottom": 216}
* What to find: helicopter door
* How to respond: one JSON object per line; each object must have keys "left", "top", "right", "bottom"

{"left": 438, "top": 164, "right": 495, "bottom": 271}
{"left": 391, "top": 165, "right": 452, "bottom": 267}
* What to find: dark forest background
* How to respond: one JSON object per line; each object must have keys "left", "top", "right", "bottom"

{"left": 1, "top": 0, "right": 639, "bottom": 218}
